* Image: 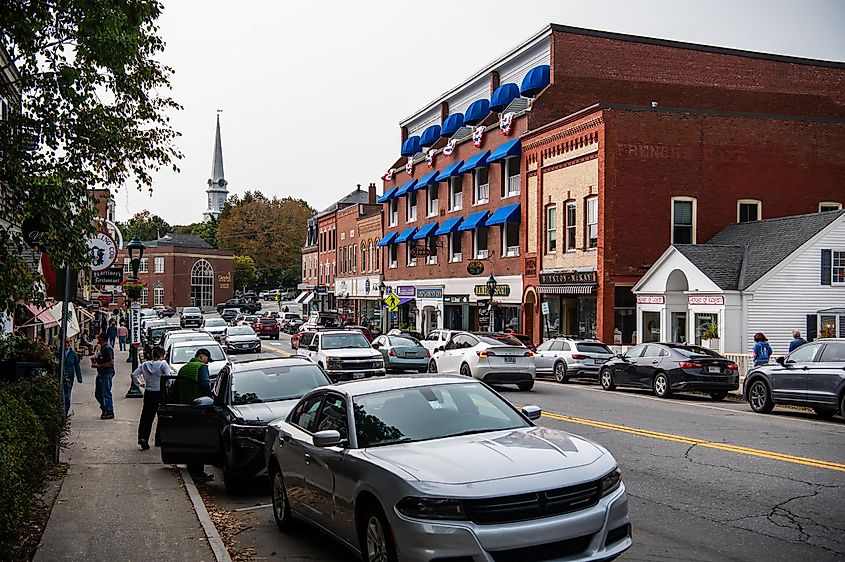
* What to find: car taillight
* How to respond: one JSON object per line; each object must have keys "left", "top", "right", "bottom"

{"left": 571, "top": 354, "right": 587, "bottom": 360}
{"left": 425, "top": 349, "right": 431, "bottom": 358}
{"left": 678, "top": 361, "right": 702, "bottom": 369}
{"left": 388, "top": 348, "right": 396, "bottom": 356}
{"left": 727, "top": 363, "right": 738, "bottom": 371}
{"left": 477, "top": 350, "right": 488, "bottom": 358}
{"left": 526, "top": 351, "right": 534, "bottom": 357}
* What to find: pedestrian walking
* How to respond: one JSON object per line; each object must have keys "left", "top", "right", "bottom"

{"left": 62, "top": 338, "right": 83, "bottom": 415}
{"left": 91, "top": 332, "right": 116, "bottom": 419}
{"left": 107, "top": 320, "right": 118, "bottom": 348}
{"left": 131, "top": 345, "right": 169, "bottom": 450}
{"left": 752, "top": 332, "right": 773, "bottom": 366}
{"left": 174, "top": 348, "right": 214, "bottom": 481}
{"left": 788, "top": 330, "right": 807, "bottom": 353}
{"left": 118, "top": 322, "right": 128, "bottom": 351}
{"left": 276, "top": 293, "right": 281, "bottom": 311}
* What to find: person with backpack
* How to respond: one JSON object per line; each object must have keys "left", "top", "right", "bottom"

{"left": 752, "top": 332, "right": 773, "bottom": 366}
{"left": 131, "top": 345, "right": 170, "bottom": 450}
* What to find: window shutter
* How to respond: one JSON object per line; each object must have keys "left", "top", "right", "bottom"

{"left": 806, "top": 315, "right": 818, "bottom": 342}
{"left": 820, "top": 249, "right": 832, "bottom": 285}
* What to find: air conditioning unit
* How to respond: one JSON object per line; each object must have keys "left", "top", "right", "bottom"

{"left": 477, "top": 250, "right": 489, "bottom": 259}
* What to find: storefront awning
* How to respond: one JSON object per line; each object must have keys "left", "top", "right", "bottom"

{"left": 458, "top": 151, "right": 490, "bottom": 174}
{"left": 486, "top": 138, "right": 522, "bottom": 163}
{"left": 539, "top": 284, "right": 596, "bottom": 295}
{"left": 490, "top": 83, "right": 520, "bottom": 112}
{"left": 395, "top": 227, "right": 418, "bottom": 243}
{"left": 435, "top": 161, "right": 463, "bottom": 183}
{"left": 376, "top": 187, "right": 398, "bottom": 203}
{"left": 435, "top": 217, "right": 463, "bottom": 235}
{"left": 464, "top": 99, "right": 490, "bottom": 126}
{"left": 301, "top": 292, "right": 315, "bottom": 305}
{"left": 416, "top": 171, "right": 439, "bottom": 190}
{"left": 377, "top": 232, "right": 398, "bottom": 247}
{"left": 486, "top": 203, "right": 521, "bottom": 225}
{"left": 520, "top": 64, "right": 551, "bottom": 97}
{"left": 458, "top": 211, "right": 489, "bottom": 231}
{"left": 19, "top": 303, "right": 60, "bottom": 328}
{"left": 419, "top": 125, "right": 441, "bottom": 148}
{"left": 401, "top": 135, "right": 421, "bottom": 156}
{"left": 395, "top": 179, "right": 418, "bottom": 197}
{"left": 413, "top": 222, "right": 439, "bottom": 240}
{"left": 398, "top": 297, "right": 414, "bottom": 306}
{"left": 294, "top": 291, "right": 309, "bottom": 303}
{"left": 440, "top": 113, "right": 465, "bottom": 138}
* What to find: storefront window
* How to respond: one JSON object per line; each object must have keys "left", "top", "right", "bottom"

{"left": 671, "top": 312, "right": 687, "bottom": 343}
{"left": 642, "top": 312, "right": 661, "bottom": 343}
{"left": 694, "top": 313, "right": 717, "bottom": 346}
{"left": 613, "top": 286, "right": 635, "bottom": 345}
{"left": 501, "top": 306, "right": 521, "bottom": 333}
{"left": 578, "top": 298, "right": 597, "bottom": 339}
{"left": 544, "top": 297, "right": 562, "bottom": 338}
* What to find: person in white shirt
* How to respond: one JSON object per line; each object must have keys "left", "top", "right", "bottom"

{"left": 131, "top": 346, "right": 170, "bottom": 450}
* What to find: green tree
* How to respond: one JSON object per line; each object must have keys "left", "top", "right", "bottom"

{"left": 0, "top": 2, "right": 181, "bottom": 313}
{"left": 233, "top": 255, "right": 257, "bottom": 290}
{"left": 117, "top": 211, "right": 172, "bottom": 242}
{"left": 191, "top": 216, "right": 218, "bottom": 248}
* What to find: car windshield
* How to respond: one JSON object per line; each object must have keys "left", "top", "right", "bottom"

{"left": 244, "top": 316, "right": 258, "bottom": 323}
{"left": 353, "top": 383, "right": 529, "bottom": 448}
{"left": 322, "top": 333, "right": 371, "bottom": 349}
{"left": 670, "top": 345, "right": 722, "bottom": 358}
{"left": 388, "top": 336, "right": 420, "bottom": 347}
{"left": 171, "top": 344, "right": 226, "bottom": 363}
{"left": 576, "top": 342, "right": 612, "bottom": 354}
{"left": 232, "top": 365, "right": 330, "bottom": 405}
{"left": 183, "top": 307, "right": 201, "bottom": 314}
{"left": 204, "top": 319, "right": 227, "bottom": 327}
{"left": 228, "top": 327, "right": 255, "bottom": 336}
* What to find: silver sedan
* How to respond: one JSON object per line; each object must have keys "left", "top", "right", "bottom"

{"left": 265, "top": 375, "right": 631, "bottom": 562}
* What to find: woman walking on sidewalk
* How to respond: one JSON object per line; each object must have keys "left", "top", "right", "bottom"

{"left": 131, "top": 345, "right": 169, "bottom": 450}
{"left": 91, "top": 332, "right": 116, "bottom": 419}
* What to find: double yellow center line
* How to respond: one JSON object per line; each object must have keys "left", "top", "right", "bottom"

{"left": 541, "top": 411, "right": 845, "bottom": 473}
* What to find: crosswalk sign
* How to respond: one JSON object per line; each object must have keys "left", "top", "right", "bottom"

{"left": 384, "top": 293, "right": 400, "bottom": 312}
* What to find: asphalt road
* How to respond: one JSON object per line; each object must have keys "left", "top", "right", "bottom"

{"left": 169, "top": 312, "right": 845, "bottom": 561}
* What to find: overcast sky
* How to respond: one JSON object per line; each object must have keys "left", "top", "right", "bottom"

{"left": 114, "top": 0, "right": 845, "bottom": 225}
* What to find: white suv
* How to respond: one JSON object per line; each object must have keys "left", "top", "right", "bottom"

{"left": 296, "top": 329, "right": 385, "bottom": 382}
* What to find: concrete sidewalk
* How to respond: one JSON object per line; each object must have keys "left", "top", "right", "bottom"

{"left": 34, "top": 347, "right": 217, "bottom": 562}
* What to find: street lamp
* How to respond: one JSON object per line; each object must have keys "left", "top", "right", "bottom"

{"left": 486, "top": 274, "right": 498, "bottom": 332}
{"left": 378, "top": 281, "right": 387, "bottom": 335}
{"left": 125, "top": 235, "right": 145, "bottom": 398}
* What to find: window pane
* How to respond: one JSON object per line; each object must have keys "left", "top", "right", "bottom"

{"left": 674, "top": 200, "right": 693, "bottom": 224}
{"left": 739, "top": 202, "right": 759, "bottom": 223}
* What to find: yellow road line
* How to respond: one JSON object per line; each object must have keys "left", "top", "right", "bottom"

{"left": 541, "top": 411, "right": 845, "bottom": 473}
{"left": 264, "top": 346, "right": 292, "bottom": 357}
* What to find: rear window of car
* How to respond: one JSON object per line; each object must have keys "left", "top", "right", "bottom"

{"left": 575, "top": 342, "right": 612, "bottom": 354}
{"left": 671, "top": 345, "right": 722, "bottom": 358}
{"left": 260, "top": 318, "right": 278, "bottom": 324}
{"left": 388, "top": 336, "right": 419, "bottom": 347}
{"left": 476, "top": 335, "right": 523, "bottom": 346}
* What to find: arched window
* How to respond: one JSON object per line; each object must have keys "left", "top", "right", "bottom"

{"left": 190, "top": 259, "right": 214, "bottom": 308}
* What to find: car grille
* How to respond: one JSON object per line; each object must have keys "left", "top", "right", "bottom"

{"left": 488, "top": 534, "right": 594, "bottom": 562}
{"left": 465, "top": 480, "right": 602, "bottom": 524}
{"left": 339, "top": 358, "right": 382, "bottom": 370}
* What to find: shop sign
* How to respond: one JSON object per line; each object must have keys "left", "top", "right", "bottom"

{"left": 397, "top": 286, "right": 415, "bottom": 297}
{"left": 444, "top": 294, "right": 469, "bottom": 304}
{"left": 466, "top": 261, "right": 485, "bottom": 276}
{"left": 410, "top": 246, "right": 431, "bottom": 258}
{"left": 338, "top": 280, "right": 348, "bottom": 296}
{"left": 315, "top": 284, "right": 328, "bottom": 294}
{"left": 478, "top": 306, "right": 491, "bottom": 329}
{"left": 474, "top": 285, "right": 511, "bottom": 297}
{"left": 97, "top": 295, "right": 112, "bottom": 306}
{"left": 539, "top": 271, "right": 597, "bottom": 285}
{"left": 417, "top": 288, "right": 443, "bottom": 299}
{"left": 541, "top": 301, "right": 550, "bottom": 315}
{"left": 364, "top": 279, "right": 371, "bottom": 295}
{"left": 688, "top": 295, "right": 724, "bottom": 305}
{"left": 87, "top": 232, "right": 118, "bottom": 272}
{"left": 218, "top": 272, "right": 231, "bottom": 289}
{"left": 130, "top": 302, "right": 141, "bottom": 345}
{"left": 92, "top": 267, "right": 123, "bottom": 286}
{"left": 636, "top": 295, "right": 664, "bottom": 304}
{"left": 525, "top": 257, "right": 537, "bottom": 277}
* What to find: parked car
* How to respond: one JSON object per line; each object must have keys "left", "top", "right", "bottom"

{"left": 306, "top": 311, "right": 341, "bottom": 327}
{"left": 534, "top": 338, "right": 614, "bottom": 383}
{"left": 155, "top": 305, "right": 176, "bottom": 318}
{"left": 420, "top": 329, "right": 460, "bottom": 353}
{"left": 599, "top": 343, "right": 739, "bottom": 399}
{"left": 161, "top": 330, "right": 215, "bottom": 355}
{"left": 428, "top": 332, "right": 536, "bottom": 391}
{"left": 504, "top": 332, "right": 536, "bottom": 352}
{"left": 166, "top": 340, "right": 230, "bottom": 381}
{"left": 345, "top": 325, "right": 374, "bottom": 342}
{"left": 295, "top": 329, "right": 385, "bottom": 382}
{"left": 180, "top": 306, "right": 204, "bottom": 328}
{"left": 221, "top": 308, "right": 240, "bottom": 323}
{"left": 202, "top": 318, "right": 229, "bottom": 341}
{"left": 372, "top": 335, "right": 430, "bottom": 373}
{"left": 139, "top": 308, "right": 159, "bottom": 330}
{"left": 263, "top": 310, "right": 281, "bottom": 320}
{"left": 283, "top": 318, "right": 305, "bottom": 334}
{"left": 222, "top": 325, "right": 262, "bottom": 353}
{"left": 386, "top": 328, "right": 424, "bottom": 342}
{"left": 216, "top": 298, "right": 261, "bottom": 314}
{"left": 157, "top": 357, "right": 331, "bottom": 493}
{"left": 238, "top": 315, "right": 259, "bottom": 327}
{"left": 744, "top": 338, "right": 845, "bottom": 419}
{"left": 142, "top": 324, "right": 182, "bottom": 360}
{"left": 253, "top": 317, "right": 280, "bottom": 340}
{"left": 143, "top": 318, "right": 168, "bottom": 331}
{"left": 265, "top": 376, "right": 631, "bottom": 561}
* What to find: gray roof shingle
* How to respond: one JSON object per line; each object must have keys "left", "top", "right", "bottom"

{"left": 674, "top": 245, "right": 745, "bottom": 289}
{"left": 143, "top": 233, "right": 213, "bottom": 249}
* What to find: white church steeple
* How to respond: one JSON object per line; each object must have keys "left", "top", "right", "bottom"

{"left": 203, "top": 111, "right": 228, "bottom": 221}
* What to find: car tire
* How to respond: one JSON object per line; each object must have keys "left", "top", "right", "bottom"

{"left": 223, "top": 461, "right": 243, "bottom": 495}
{"left": 554, "top": 361, "right": 568, "bottom": 383}
{"left": 841, "top": 393, "right": 845, "bottom": 419}
{"left": 359, "top": 503, "right": 398, "bottom": 562}
{"left": 747, "top": 379, "right": 774, "bottom": 414}
{"left": 653, "top": 372, "right": 672, "bottom": 398}
{"left": 709, "top": 390, "right": 729, "bottom": 401}
{"left": 518, "top": 381, "right": 534, "bottom": 391}
{"left": 427, "top": 360, "right": 438, "bottom": 373}
{"left": 460, "top": 363, "right": 472, "bottom": 379}
{"left": 600, "top": 368, "right": 616, "bottom": 391}
{"left": 271, "top": 467, "right": 294, "bottom": 532}
{"left": 813, "top": 407, "right": 837, "bottom": 420}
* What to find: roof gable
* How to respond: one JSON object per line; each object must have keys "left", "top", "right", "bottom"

{"left": 674, "top": 245, "right": 745, "bottom": 290}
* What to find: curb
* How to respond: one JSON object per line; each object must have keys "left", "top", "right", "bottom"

{"left": 179, "top": 467, "right": 233, "bottom": 562}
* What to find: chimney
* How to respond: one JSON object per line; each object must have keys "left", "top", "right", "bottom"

{"left": 368, "top": 182, "right": 377, "bottom": 204}
{"left": 357, "top": 183, "right": 362, "bottom": 191}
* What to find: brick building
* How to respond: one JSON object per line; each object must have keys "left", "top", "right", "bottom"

{"left": 335, "top": 184, "right": 381, "bottom": 323}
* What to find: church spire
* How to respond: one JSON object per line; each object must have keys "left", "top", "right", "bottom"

{"left": 210, "top": 112, "right": 225, "bottom": 182}
{"left": 204, "top": 111, "right": 229, "bottom": 222}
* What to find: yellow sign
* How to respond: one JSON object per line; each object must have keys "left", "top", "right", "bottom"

{"left": 384, "top": 293, "right": 400, "bottom": 312}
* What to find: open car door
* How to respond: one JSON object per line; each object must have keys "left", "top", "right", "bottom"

{"left": 158, "top": 378, "right": 222, "bottom": 466}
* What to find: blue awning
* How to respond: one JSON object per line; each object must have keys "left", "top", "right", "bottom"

{"left": 464, "top": 99, "right": 490, "bottom": 125}
{"left": 395, "top": 179, "right": 418, "bottom": 197}
{"left": 435, "top": 217, "right": 463, "bottom": 235}
{"left": 420, "top": 125, "right": 441, "bottom": 148}
{"left": 490, "top": 83, "right": 520, "bottom": 112}
{"left": 520, "top": 64, "right": 551, "bottom": 97}
{"left": 377, "top": 232, "right": 398, "bottom": 247}
{"left": 435, "top": 161, "right": 464, "bottom": 182}
{"left": 413, "top": 222, "right": 439, "bottom": 240}
{"left": 376, "top": 187, "right": 397, "bottom": 203}
{"left": 395, "top": 227, "right": 417, "bottom": 243}
{"left": 416, "top": 171, "right": 439, "bottom": 190}
{"left": 487, "top": 138, "right": 522, "bottom": 163}
{"left": 457, "top": 211, "right": 489, "bottom": 231}
{"left": 401, "top": 135, "right": 421, "bottom": 156}
{"left": 440, "top": 113, "right": 464, "bottom": 138}
{"left": 486, "top": 204, "right": 521, "bottom": 226}
{"left": 458, "top": 151, "right": 490, "bottom": 174}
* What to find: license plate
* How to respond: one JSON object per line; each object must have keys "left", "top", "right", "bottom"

{"left": 404, "top": 352, "right": 416, "bottom": 358}
{"left": 504, "top": 357, "right": 516, "bottom": 363}
{"left": 708, "top": 366, "right": 721, "bottom": 373}
{"left": 352, "top": 372, "right": 365, "bottom": 379}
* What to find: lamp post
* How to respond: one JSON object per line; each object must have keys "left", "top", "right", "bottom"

{"left": 486, "top": 274, "right": 498, "bottom": 332}
{"left": 125, "top": 235, "right": 145, "bottom": 398}
{"left": 378, "top": 281, "right": 386, "bottom": 335}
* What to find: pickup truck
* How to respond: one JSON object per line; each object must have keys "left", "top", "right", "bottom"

{"left": 215, "top": 298, "right": 261, "bottom": 314}
{"left": 420, "top": 329, "right": 459, "bottom": 353}
{"left": 295, "top": 329, "right": 385, "bottom": 382}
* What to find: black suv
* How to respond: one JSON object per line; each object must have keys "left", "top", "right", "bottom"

{"left": 744, "top": 338, "right": 845, "bottom": 419}
{"left": 216, "top": 298, "right": 261, "bottom": 314}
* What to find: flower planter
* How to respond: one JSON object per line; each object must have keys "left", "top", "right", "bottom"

{"left": 125, "top": 287, "right": 142, "bottom": 299}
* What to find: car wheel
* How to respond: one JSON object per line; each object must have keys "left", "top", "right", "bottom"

{"left": 271, "top": 468, "right": 294, "bottom": 531}
{"left": 813, "top": 407, "right": 837, "bottom": 420}
{"left": 223, "top": 461, "right": 242, "bottom": 495}
{"left": 600, "top": 368, "right": 616, "bottom": 391}
{"left": 360, "top": 504, "right": 398, "bottom": 562}
{"left": 554, "top": 361, "right": 568, "bottom": 383}
{"left": 747, "top": 379, "right": 774, "bottom": 413}
{"left": 427, "top": 360, "right": 437, "bottom": 373}
{"left": 518, "top": 380, "right": 534, "bottom": 391}
{"left": 460, "top": 363, "right": 472, "bottom": 378}
{"left": 709, "top": 390, "right": 729, "bottom": 401}
{"left": 653, "top": 372, "right": 672, "bottom": 398}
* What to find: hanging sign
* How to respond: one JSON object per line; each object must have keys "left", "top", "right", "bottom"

{"left": 466, "top": 261, "right": 485, "bottom": 276}
{"left": 92, "top": 267, "right": 124, "bottom": 286}
{"left": 443, "top": 139, "right": 457, "bottom": 156}
{"left": 472, "top": 125, "right": 486, "bottom": 148}
{"left": 541, "top": 302, "right": 550, "bottom": 316}
{"left": 474, "top": 284, "right": 511, "bottom": 297}
{"left": 87, "top": 232, "right": 118, "bottom": 272}
{"left": 500, "top": 112, "right": 515, "bottom": 136}
{"left": 425, "top": 149, "right": 435, "bottom": 167}
{"left": 405, "top": 157, "right": 414, "bottom": 176}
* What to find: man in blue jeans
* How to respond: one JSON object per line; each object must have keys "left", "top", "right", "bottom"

{"left": 91, "top": 332, "right": 116, "bottom": 419}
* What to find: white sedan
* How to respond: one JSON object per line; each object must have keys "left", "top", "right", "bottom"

{"left": 428, "top": 332, "right": 536, "bottom": 391}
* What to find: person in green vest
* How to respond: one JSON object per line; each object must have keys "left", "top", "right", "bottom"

{"left": 175, "top": 348, "right": 214, "bottom": 482}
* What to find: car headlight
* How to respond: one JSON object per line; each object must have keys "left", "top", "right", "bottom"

{"left": 326, "top": 357, "right": 343, "bottom": 370}
{"left": 600, "top": 467, "right": 622, "bottom": 497}
{"left": 396, "top": 497, "right": 468, "bottom": 520}
{"left": 231, "top": 424, "right": 266, "bottom": 439}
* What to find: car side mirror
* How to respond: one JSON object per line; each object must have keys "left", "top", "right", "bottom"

{"left": 437, "top": 346, "right": 445, "bottom": 352}
{"left": 371, "top": 342, "right": 381, "bottom": 349}
{"left": 308, "top": 344, "right": 318, "bottom": 352}
{"left": 776, "top": 356, "right": 786, "bottom": 366}
{"left": 616, "top": 353, "right": 624, "bottom": 359}
{"left": 191, "top": 396, "right": 214, "bottom": 408}
{"left": 313, "top": 430, "right": 343, "bottom": 448}
{"left": 521, "top": 405, "right": 542, "bottom": 421}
